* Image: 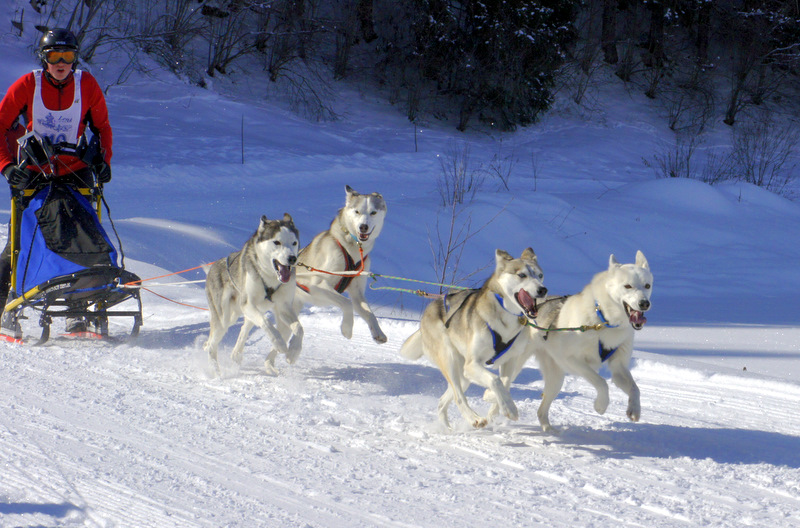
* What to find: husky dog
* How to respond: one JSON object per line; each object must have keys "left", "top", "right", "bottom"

{"left": 400, "top": 248, "right": 548, "bottom": 429}
{"left": 293, "top": 185, "right": 388, "bottom": 344}
{"left": 204, "top": 214, "right": 303, "bottom": 376}
{"left": 529, "top": 251, "right": 653, "bottom": 431}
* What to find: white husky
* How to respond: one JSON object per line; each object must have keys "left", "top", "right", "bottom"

{"left": 293, "top": 185, "right": 388, "bottom": 344}
{"left": 529, "top": 251, "right": 653, "bottom": 431}
{"left": 203, "top": 214, "right": 303, "bottom": 376}
{"left": 400, "top": 248, "right": 547, "bottom": 429}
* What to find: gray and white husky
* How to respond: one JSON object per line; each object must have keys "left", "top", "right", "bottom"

{"left": 400, "top": 248, "right": 547, "bottom": 429}
{"left": 203, "top": 214, "right": 303, "bottom": 376}
{"left": 528, "top": 251, "right": 653, "bottom": 431}
{"left": 293, "top": 185, "right": 388, "bottom": 345}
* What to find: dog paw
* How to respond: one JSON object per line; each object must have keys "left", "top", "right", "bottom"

{"left": 594, "top": 396, "right": 609, "bottom": 415}
{"left": 340, "top": 324, "right": 353, "bottom": 339}
{"left": 208, "top": 360, "right": 222, "bottom": 379}
{"left": 285, "top": 341, "right": 302, "bottom": 364}
{"left": 504, "top": 404, "right": 519, "bottom": 422}
{"left": 542, "top": 424, "right": 561, "bottom": 435}
{"left": 372, "top": 333, "right": 388, "bottom": 344}
{"left": 627, "top": 406, "right": 641, "bottom": 422}
{"left": 472, "top": 417, "right": 488, "bottom": 429}
{"left": 264, "top": 360, "right": 279, "bottom": 376}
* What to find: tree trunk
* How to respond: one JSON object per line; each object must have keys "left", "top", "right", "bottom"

{"left": 646, "top": 0, "right": 665, "bottom": 68}
{"left": 357, "top": 0, "right": 377, "bottom": 43}
{"left": 695, "top": 0, "right": 711, "bottom": 65}
{"left": 601, "top": 0, "right": 618, "bottom": 64}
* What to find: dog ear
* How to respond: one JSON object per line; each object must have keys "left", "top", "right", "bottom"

{"left": 345, "top": 185, "right": 359, "bottom": 197}
{"left": 608, "top": 254, "right": 620, "bottom": 269}
{"left": 635, "top": 250, "right": 649, "bottom": 270}
{"left": 282, "top": 212, "right": 294, "bottom": 224}
{"left": 260, "top": 214, "right": 268, "bottom": 225}
{"left": 495, "top": 249, "right": 513, "bottom": 263}
{"left": 521, "top": 247, "right": 537, "bottom": 261}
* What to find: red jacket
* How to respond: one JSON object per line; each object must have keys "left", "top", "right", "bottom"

{"left": 0, "top": 69, "right": 112, "bottom": 177}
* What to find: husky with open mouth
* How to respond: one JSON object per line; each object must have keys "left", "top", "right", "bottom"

{"left": 292, "top": 185, "right": 388, "bottom": 349}
{"left": 527, "top": 250, "right": 653, "bottom": 431}
{"left": 400, "top": 248, "right": 547, "bottom": 429}
{"left": 203, "top": 214, "right": 303, "bottom": 376}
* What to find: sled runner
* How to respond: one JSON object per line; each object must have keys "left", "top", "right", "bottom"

{"left": 1, "top": 132, "right": 142, "bottom": 345}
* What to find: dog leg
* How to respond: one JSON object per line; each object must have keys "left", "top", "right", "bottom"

{"left": 484, "top": 354, "right": 528, "bottom": 421}
{"left": 436, "top": 387, "right": 454, "bottom": 429}
{"left": 275, "top": 306, "right": 304, "bottom": 364}
{"left": 203, "top": 315, "right": 226, "bottom": 377}
{"left": 464, "top": 360, "right": 518, "bottom": 422}
{"left": 240, "top": 303, "right": 289, "bottom": 357}
{"left": 264, "top": 348, "right": 279, "bottom": 376}
{"left": 434, "top": 349, "right": 486, "bottom": 428}
{"left": 610, "top": 363, "right": 641, "bottom": 422}
{"left": 203, "top": 338, "right": 222, "bottom": 377}
{"left": 203, "top": 291, "right": 228, "bottom": 377}
{"left": 536, "top": 354, "right": 564, "bottom": 433}
{"left": 571, "top": 362, "right": 610, "bottom": 415}
{"left": 297, "top": 284, "right": 355, "bottom": 339}
{"left": 230, "top": 319, "right": 256, "bottom": 365}
{"left": 350, "top": 277, "right": 387, "bottom": 343}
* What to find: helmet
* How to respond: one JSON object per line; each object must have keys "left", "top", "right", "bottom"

{"left": 38, "top": 28, "right": 79, "bottom": 52}
{"left": 37, "top": 28, "right": 79, "bottom": 66}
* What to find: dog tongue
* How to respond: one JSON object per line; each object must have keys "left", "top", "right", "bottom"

{"left": 277, "top": 263, "right": 291, "bottom": 283}
{"left": 517, "top": 289, "right": 535, "bottom": 311}
{"left": 630, "top": 310, "right": 647, "bottom": 326}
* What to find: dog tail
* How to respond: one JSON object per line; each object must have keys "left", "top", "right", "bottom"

{"left": 399, "top": 330, "right": 424, "bottom": 360}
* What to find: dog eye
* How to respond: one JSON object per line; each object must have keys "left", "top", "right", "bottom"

{"left": 538, "top": 273, "right": 544, "bottom": 279}
{"left": 624, "top": 284, "right": 632, "bottom": 289}
{"left": 645, "top": 284, "right": 651, "bottom": 289}
{"left": 518, "top": 273, "right": 527, "bottom": 279}
{"left": 273, "top": 241, "right": 281, "bottom": 246}
{"left": 370, "top": 211, "right": 377, "bottom": 216}
{"left": 293, "top": 241, "right": 298, "bottom": 246}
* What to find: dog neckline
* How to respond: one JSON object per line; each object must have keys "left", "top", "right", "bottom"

{"left": 494, "top": 293, "right": 526, "bottom": 322}
{"left": 594, "top": 301, "right": 619, "bottom": 329}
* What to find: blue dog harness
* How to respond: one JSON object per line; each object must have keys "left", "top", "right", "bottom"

{"left": 442, "top": 291, "right": 526, "bottom": 366}
{"left": 595, "top": 302, "right": 619, "bottom": 362}
{"left": 485, "top": 294, "right": 526, "bottom": 366}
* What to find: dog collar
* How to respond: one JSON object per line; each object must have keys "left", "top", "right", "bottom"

{"left": 594, "top": 301, "right": 619, "bottom": 329}
{"left": 494, "top": 293, "right": 526, "bottom": 325}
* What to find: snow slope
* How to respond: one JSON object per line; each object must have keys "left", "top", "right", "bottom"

{"left": 2, "top": 7, "right": 800, "bottom": 527}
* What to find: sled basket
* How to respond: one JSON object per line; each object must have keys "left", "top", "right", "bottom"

{"left": 3, "top": 182, "right": 142, "bottom": 344}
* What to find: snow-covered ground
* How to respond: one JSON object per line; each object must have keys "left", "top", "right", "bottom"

{"left": 2, "top": 7, "right": 800, "bottom": 527}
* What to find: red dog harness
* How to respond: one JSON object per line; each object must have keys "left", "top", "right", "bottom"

{"left": 297, "top": 240, "right": 367, "bottom": 294}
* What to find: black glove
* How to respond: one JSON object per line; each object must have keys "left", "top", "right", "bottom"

{"left": 95, "top": 163, "right": 112, "bottom": 184}
{"left": 2, "top": 164, "right": 31, "bottom": 190}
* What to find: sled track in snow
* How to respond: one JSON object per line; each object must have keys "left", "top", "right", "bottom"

{"left": 1, "top": 313, "right": 799, "bottom": 527}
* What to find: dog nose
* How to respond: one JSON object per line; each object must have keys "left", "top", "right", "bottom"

{"left": 288, "top": 255, "right": 297, "bottom": 266}
{"left": 639, "top": 299, "right": 650, "bottom": 311}
{"left": 359, "top": 224, "right": 369, "bottom": 233}
{"left": 538, "top": 286, "right": 548, "bottom": 297}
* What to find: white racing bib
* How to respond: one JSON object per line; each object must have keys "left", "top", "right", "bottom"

{"left": 32, "top": 69, "right": 82, "bottom": 147}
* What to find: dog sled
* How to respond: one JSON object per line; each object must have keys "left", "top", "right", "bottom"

{"left": 1, "top": 132, "right": 142, "bottom": 345}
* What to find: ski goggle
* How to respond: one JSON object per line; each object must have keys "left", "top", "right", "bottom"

{"left": 43, "top": 49, "right": 78, "bottom": 65}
